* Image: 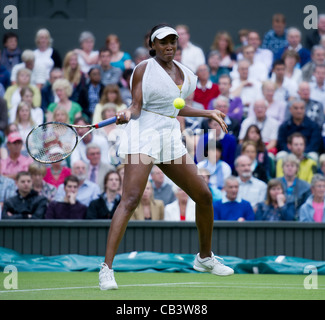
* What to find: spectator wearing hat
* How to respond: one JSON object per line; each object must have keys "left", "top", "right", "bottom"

{"left": 0, "top": 132, "right": 33, "bottom": 179}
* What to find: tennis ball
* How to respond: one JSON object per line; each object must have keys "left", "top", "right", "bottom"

{"left": 173, "top": 98, "right": 186, "bottom": 109}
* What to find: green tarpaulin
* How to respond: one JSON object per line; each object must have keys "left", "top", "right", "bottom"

{"left": 1, "top": 247, "right": 325, "bottom": 274}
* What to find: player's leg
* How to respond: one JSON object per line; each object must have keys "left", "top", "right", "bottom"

{"left": 104, "top": 154, "right": 154, "bottom": 267}
{"left": 100, "top": 154, "right": 154, "bottom": 290}
{"left": 158, "top": 153, "right": 233, "bottom": 276}
{"left": 158, "top": 153, "right": 213, "bottom": 258}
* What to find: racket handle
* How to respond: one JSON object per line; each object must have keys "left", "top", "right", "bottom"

{"left": 95, "top": 116, "right": 117, "bottom": 129}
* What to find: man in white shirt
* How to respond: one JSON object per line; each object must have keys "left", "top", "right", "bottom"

{"left": 231, "top": 45, "right": 269, "bottom": 83}
{"left": 175, "top": 24, "right": 205, "bottom": 73}
{"left": 70, "top": 117, "right": 110, "bottom": 167}
{"left": 235, "top": 155, "right": 267, "bottom": 209}
{"left": 11, "top": 50, "right": 47, "bottom": 89}
{"left": 230, "top": 59, "right": 263, "bottom": 116}
{"left": 237, "top": 31, "right": 274, "bottom": 72}
{"left": 309, "top": 64, "right": 325, "bottom": 108}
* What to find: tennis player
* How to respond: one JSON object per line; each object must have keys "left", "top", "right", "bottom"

{"left": 99, "top": 24, "right": 234, "bottom": 290}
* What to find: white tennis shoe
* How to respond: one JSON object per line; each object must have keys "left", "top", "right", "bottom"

{"left": 99, "top": 263, "right": 118, "bottom": 290}
{"left": 193, "top": 253, "right": 234, "bottom": 276}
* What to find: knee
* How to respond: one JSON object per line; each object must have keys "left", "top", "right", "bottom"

{"left": 192, "top": 185, "right": 213, "bottom": 206}
{"left": 121, "top": 193, "right": 141, "bottom": 214}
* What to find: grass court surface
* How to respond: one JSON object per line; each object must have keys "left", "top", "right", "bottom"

{"left": 0, "top": 272, "right": 324, "bottom": 300}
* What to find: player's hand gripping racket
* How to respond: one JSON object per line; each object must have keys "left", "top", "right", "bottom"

{"left": 26, "top": 116, "right": 117, "bottom": 164}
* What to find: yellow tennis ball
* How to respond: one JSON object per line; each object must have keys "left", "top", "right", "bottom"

{"left": 173, "top": 98, "right": 186, "bottom": 109}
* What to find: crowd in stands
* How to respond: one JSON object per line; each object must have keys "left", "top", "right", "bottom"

{"left": 1, "top": 13, "right": 325, "bottom": 223}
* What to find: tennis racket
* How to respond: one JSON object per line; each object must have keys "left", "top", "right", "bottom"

{"left": 26, "top": 116, "right": 117, "bottom": 164}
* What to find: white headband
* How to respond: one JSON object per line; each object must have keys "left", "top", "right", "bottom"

{"left": 150, "top": 27, "right": 179, "bottom": 42}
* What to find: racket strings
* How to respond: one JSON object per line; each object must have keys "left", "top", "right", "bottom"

{"left": 27, "top": 123, "right": 78, "bottom": 163}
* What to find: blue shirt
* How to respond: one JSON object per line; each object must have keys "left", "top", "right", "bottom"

{"left": 213, "top": 195, "right": 255, "bottom": 221}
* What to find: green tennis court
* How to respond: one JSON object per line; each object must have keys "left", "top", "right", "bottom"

{"left": 0, "top": 272, "right": 324, "bottom": 300}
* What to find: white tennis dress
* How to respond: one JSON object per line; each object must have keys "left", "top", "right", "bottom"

{"left": 118, "top": 58, "right": 197, "bottom": 163}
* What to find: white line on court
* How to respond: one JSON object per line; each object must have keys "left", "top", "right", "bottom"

{"left": 0, "top": 281, "right": 324, "bottom": 294}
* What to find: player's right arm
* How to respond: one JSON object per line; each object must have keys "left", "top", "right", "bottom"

{"left": 116, "top": 62, "right": 147, "bottom": 124}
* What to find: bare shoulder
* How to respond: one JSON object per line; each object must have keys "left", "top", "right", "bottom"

{"left": 133, "top": 60, "right": 149, "bottom": 80}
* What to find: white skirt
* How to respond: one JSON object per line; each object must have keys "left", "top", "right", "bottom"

{"left": 118, "top": 110, "right": 187, "bottom": 164}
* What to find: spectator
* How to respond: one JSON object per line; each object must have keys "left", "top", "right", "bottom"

{"left": 46, "top": 78, "right": 82, "bottom": 124}
{"left": 69, "top": 116, "right": 110, "bottom": 166}
{"left": 255, "top": 178, "right": 295, "bottom": 221}
{"left": 0, "top": 132, "right": 33, "bottom": 179}
{"left": 193, "top": 64, "right": 220, "bottom": 110}
{"left": 133, "top": 46, "right": 150, "bottom": 66}
{"left": 232, "top": 45, "right": 268, "bottom": 82}
{"left": 283, "top": 81, "right": 324, "bottom": 130}
{"left": 92, "top": 84, "right": 127, "bottom": 124}
{"left": 43, "top": 147, "right": 71, "bottom": 188}
{"left": 238, "top": 30, "right": 274, "bottom": 73}
{"left": 28, "top": 162, "right": 56, "bottom": 202}
{"left": 230, "top": 59, "right": 263, "bottom": 116}
{"left": 197, "top": 140, "right": 232, "bottom": 190}
{"left": 62, "top": 50, "right": 87, "bottom": 104}
{"left": 213, "top": 175, "right": 255, "bottom": 221}
{"left": 86, "top": 170, "right": 121, "bottom": 219}
{"left": 309, "top": 64, "right": 325, "bottom": 108}
{"left": 0, "top": 53, "right": 10, "bottom": 90}
{"left": 74, "top": 31, "right": 99, "bottom": 74}
{"left": 277, "top": 99, "right": 323, "bottom": 158}
{"left": 271, "top": 59, "right": 298, "bottom": 102}
{"left": 300, "top": 174, "right": 325, "bottom": 222}
{"left": 40, "top": 67, "right": 63, "bottom": 112}
{"left": 262, "top": 13, "right": 288, "bottom": 56}
{"left": 20, "top": 87, "right": 44, "bottom": 126}
{"left": 164, "top": 185, "right": 196, "bottom": 221}
{"left": 196, "top": 119, "right": 237, "bottom": 170}
{"left": 271, "top": 49, "right": 302, "bottom": 86}
{"left": 54, "top": 160, "right": 100, "bottom": 206}
{"left": 5, "top": 68, "right": 41, "bottom": 122}
{"left": 258, "top": 80, "right": 286, "bottom": 124}
{"left": 276, "top": 153, "right": 311, "bottom": 215}
{"left": 150, "top": 165, "right": 176, "bottom": 206}
{"left": 78, "top": 66, "right": 104, "bottom": 119}
{"left": 302, "top": 45, "right": 325, "bottom": 82}
{"left": 239, "top": 99, "right": 279, "bottom": 154}
{"left": 236, "top": 124, "right": 271, "bottom": 178}
{"left": 215, "top": 74, "right": 244, "bottom": 122}
{"left": 0, "top": 156, "right": 16, "bottom": 215}
{"left": 240, "top": 140, "right": 268, "bottom": 183}
{"left": 207, "top": 50, "right": 230, "bottom": 84}
{"left": 0, "top": 32, "right": 21, "bottom": 73}
{"left": 98, "top": 48, "right": 122, "bottom": 86}
{"left": 105, "top": 34, "right": 133, "bottom": 72}
{"left": 209, "top": 31, "right": 236, "bottom": 69}
{"left": 207, "top": 95, "right": 240, "bottom": 138}
{"left": 276, "top": 132, "right": 317, "bottom": 183}
{"left": 33, "top": 28, "right": 62, "bottom": 78}
{"left": 0, "top": 97, "right": 8, "bottom": 144}
{"left": 10, "top": 49, "right": 47, "bottom": 89}
{"left": 235, "top": 155, "right": 267, "bottom": 209}
{"left": 14, "top": 101, "right": 34, "bottom": 150}
{"left": 275, "top": 27, "right": 311, "bottom": 68}
{"left": 305, "top": 14, "right": 325, "bottom": 50}
{"left": 130, "top": 180, "right": 164, "bottom": 220}
{"left": 46, "top": 175, "right": 87, "bottom": 219}
{"left": 175, "top": 24, "right": 206, "bottom": 73}
{"left": 2, "top": 171, "right": 47, "bottom": 219}
{"left": 86, "top": 143, "right": 115, "bottom": 192}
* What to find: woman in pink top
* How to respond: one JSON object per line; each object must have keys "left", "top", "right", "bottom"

{"left": 43, "top": 147, "right": 71, "bottom": 188}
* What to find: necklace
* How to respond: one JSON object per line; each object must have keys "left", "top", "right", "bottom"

{"left": 51, "top": 167, "right": 62, "bottom": 175}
